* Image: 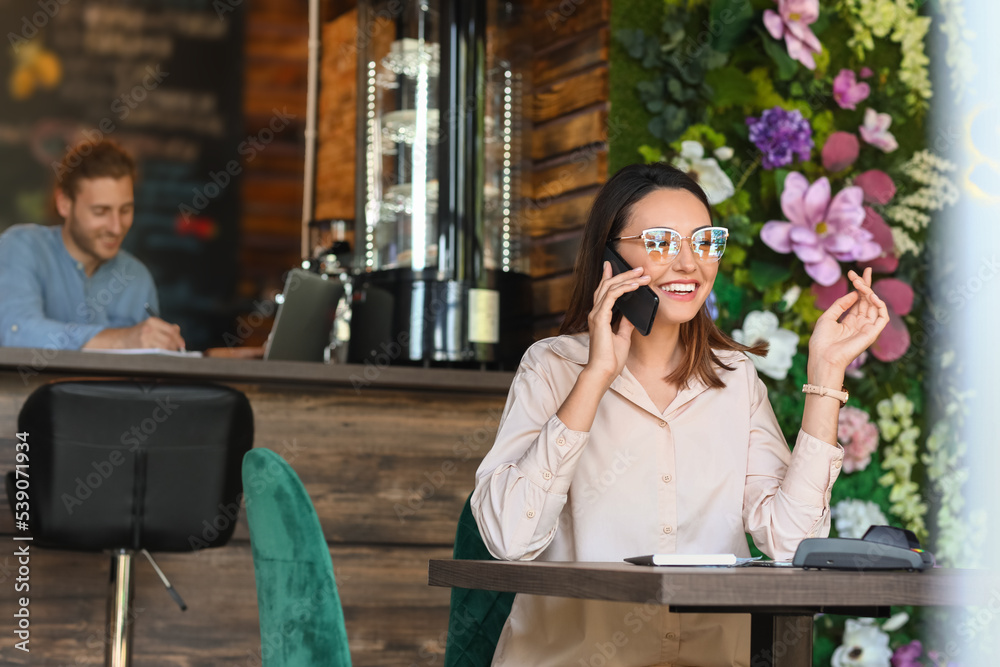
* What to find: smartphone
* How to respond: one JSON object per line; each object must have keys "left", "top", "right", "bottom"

{"left": 603, "top": 244, "right": 658, "bottom": 336}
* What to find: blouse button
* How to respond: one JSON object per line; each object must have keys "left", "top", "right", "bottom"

{"left": 833, "top": 460, "right": 843, "bottom": 469}
{"left": 10, "top": 324, "right": 17, "bottom": 332}
{"left": 542, "top": 470, "right": 552, "bottom": 480}
{"left": 662, "top": 474, "right": 672, "bottom": 484}
{"left": 556, "top": 437, "right": 566, "bottom": 446}
{"left": 526, "top": 510, "right": 536, "bottom": 519}
{"left": 657, "top": 420, "right": 666, "bottom": 428}
{"left": 666, "top": 632, "right": 677, "bottom": 641}
{"left": 662, "top": 525, "right": 672, "bottom": 534}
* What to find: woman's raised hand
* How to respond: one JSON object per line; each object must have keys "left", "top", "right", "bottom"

{"left": 585, "top": 261, "right": 651, "bottom": 384}
{"left": 809, "top": 267, "right": 890, "bottom": 375}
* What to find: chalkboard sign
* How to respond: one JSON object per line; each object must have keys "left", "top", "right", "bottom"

{"left": 0, "top": 0, "right": 245, "bottom": 349}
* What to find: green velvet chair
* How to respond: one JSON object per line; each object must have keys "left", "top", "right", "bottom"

{"left": 443, "top": 495, "right": 515, "bottom": 667}
{"left": 242, "top": 448, "right": 352, "bottom": 667}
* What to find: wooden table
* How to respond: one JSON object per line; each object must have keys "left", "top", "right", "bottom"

{"left": 429, "top": 559, "right": 993, "bottom": 667}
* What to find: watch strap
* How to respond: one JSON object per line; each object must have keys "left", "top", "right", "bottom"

{"left": 801, "top": 383, "right": 849, "bottom": 406}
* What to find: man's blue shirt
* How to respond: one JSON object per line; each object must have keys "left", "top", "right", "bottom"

{"left": 0, "top": 224, "right": 158, "bottom": 349}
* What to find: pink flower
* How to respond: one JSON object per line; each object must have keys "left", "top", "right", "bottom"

{"left": 892, "top": 640, "right": 923, "bottom": 667}
{"left": 837, "top": 406, "right": 879, "bottom": 473}
{"left": 813, "top": 277, "right": 914, "bottom": 361}
{"left": 858, "top": 207, "right": 898, "bottom": 274}
{"left": 854, "top": 169, "right": 896, "bottom": 205}
{"left": 852, "top": 170, "right": 898, "bottom": 273}
{"left": 760, "top": 173, "right": 880, "bottom": 286}
{"left": 833, "top": 69, "right": 871, "bottom": 109}
{"left": 860, "top": 67, "right": 874, "bottom": 79}
{"left": 859, "top": 108, "right": 898, "bottom": 152}
{"left": 822, "top": 132, "right": 860, "bottom": 172}
{"left": 763, "top": 0, "right": 822, "bottom": 70}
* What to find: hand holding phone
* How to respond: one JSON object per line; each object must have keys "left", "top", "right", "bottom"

{"left": 603, "top": 245, "right": 659, "bottom": 336}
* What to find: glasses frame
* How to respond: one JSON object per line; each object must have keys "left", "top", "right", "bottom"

{"left": 610, "top": 226, "right": 729, "bottom": 263}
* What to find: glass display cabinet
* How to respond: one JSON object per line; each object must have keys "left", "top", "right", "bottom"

{"left": 350, "top": 0, "right": 531, "bottom": 368}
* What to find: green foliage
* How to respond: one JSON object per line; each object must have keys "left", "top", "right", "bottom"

{"left": 637, "top": 145, "right": 664, "bottom": 163}
{"left": 704, "top": 67, "right": 758, "bottom": 109}
{"left": 758, "top": 27, "right": 799, "bottom": 80}
{"left": 748, "top": 260, "right": 792, "bottom": 292}
{"left": 612, "top": 0, "right": 957, "bottom": 659}
{"left": 709, "top": 0, "right": 754, "bottom": 53}
{"left": 672, "top": 123, "right": 728, "bottom": 150}
{"left": 608, "top": 0, "right": 666, "bottom": 172}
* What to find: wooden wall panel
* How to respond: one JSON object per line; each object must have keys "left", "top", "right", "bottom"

{"left": 533, "top": 67, "right": 609, "bottom": 123}
{"left": 237, "top": 1, "right": 309, "bottom": 304}
{"left": 533, "top": 27, "right": 608, "bottom": 88}
{"left": 527, "top": 0, "right": 611, "bottom": 337}
{"left": 532, "top": 150, "right": 607, "bottom": 199}
{"left": 530, "top": 0, "right": 610, "bottom": 42}
{"left": 314, "top": 10, "right": 359, "bottom": 221}
{"left": 524, "top": 188, "right": 600, "bottom": 238}
{"left": 532, "top": 107, "right": 608, "bottom": 160}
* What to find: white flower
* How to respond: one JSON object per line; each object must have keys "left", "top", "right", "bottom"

{"left": 831, "top": 499, "right": 888, "bottom": 539}
{"left": 731, "top": 311, "right": 798, "bottom": 380}
{"left": 831, "top": 618, "right": 893, "bottom": 667}
{"left": 714, "top": 146, "right": 734, "bottom": 161}
{"left": 673, "top": 141, "right": 736, "bottom": 205}
{"left": 780, "top": 285, "right": 801, "bottom": 311}
{"left": 881, "top": 611, "right": 909, "bottom": 632}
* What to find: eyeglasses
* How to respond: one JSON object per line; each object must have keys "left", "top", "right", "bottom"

{"left": 611, "top": 226, "right": 729, "bottom": 263}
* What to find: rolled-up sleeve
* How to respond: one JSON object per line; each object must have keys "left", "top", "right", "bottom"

{"left": 742, "top": 372, "right": 844, "bottom": 560}
{"left": 472, "top": 361, "right": 589, "bottom": 561}
{"left": 0, "top": 232, "right": 103, "bottom": 349}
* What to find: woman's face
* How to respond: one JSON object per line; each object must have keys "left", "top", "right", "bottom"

{"left": 615, "top": 188, "right": 718, "bottom": 327}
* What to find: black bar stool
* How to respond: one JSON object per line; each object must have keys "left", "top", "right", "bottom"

{"left": 6, "top": 379, "right": 254, "bottom": 666}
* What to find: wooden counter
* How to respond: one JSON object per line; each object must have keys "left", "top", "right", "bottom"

{"left": 0, "top": 348, "right": 514, "bottom": 666}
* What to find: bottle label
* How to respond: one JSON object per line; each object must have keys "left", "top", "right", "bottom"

{"left": 468, "top": 288, "right": 500, "bottom": 344}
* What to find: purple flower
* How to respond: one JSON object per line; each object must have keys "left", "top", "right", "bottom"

{"left": 833, "top": 69, "right": 871, "bottom": 110}
{"left": 892, "top": 640, "right": 923, "bottom": 667}
{"left": 705, "top": 290, "right": 719, "bottom": 320}
{"left": 747, "top": 107, "right": 814, "bottom": 170}
{"left": 760, "top": 172, "right": 879, "bottom": 286}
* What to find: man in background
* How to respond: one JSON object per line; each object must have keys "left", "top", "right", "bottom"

{"left": 0, "top": 139, "right": 185, "bottom": 350}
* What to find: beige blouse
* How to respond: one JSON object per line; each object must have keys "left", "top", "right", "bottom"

{"left": 472, "top": 333, "right": 844, "bottom": 667}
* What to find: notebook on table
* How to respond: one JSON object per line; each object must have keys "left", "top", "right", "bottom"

{"left": 625, "top": 553, "right": 741, "bottom": 567}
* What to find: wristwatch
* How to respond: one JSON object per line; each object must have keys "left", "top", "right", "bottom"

{"left": 801, "top": 384, "right": 849, "bottom": 407}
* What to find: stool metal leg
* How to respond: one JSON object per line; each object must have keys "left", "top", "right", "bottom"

{"left": 106, "top": 549, "right": 135, "bottom": 667}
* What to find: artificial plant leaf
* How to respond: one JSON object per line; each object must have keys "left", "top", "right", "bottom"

{"left": 749, "top": 260, "right": 793, "bottom": 292}
{"left": 757, "top": 28, "right": 798, "bottom": 80}
{"left": 614, "top": 28, "right": 649, "bottom": 60}
{"left": 710, "top": 0, "right": 755, "bottom": 53}
{"left": 638, "top": 145, "right": 664, "bottom": 163}
{"left": 704, "top": 67, "right": 757, "bottom": 108}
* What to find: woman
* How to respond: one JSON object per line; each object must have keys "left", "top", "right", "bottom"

{"left": 471, "top": 163, "right": 889, "bottom": 666}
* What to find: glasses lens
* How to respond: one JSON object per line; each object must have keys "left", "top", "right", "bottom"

{"left": 693, "top": 228, "right": 727, "bottom": 261}
{"left": 642, "top": 229, "right": 679, "bottom": 261}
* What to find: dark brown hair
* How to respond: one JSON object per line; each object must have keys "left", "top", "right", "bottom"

{"left": 55, "top": 139, "right": 136, "bottom": 200}
{"left": 559, "top": 162, "right": 767, "bottom": 389}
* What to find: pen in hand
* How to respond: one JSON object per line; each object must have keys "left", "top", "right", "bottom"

{"left": 144, "top": 303, "right": 185, "bottom": 352}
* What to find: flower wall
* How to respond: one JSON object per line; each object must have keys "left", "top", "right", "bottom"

{"left": 610, "top": 0, "right": 980, "bottom": 663}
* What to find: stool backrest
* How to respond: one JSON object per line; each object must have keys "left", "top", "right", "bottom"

{"left": 18, "top": 379, "right": 254, "bottom": 552}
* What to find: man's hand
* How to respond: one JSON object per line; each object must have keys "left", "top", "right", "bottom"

{"left": 83, "top": 317, "right": 186, "bottom": 351}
